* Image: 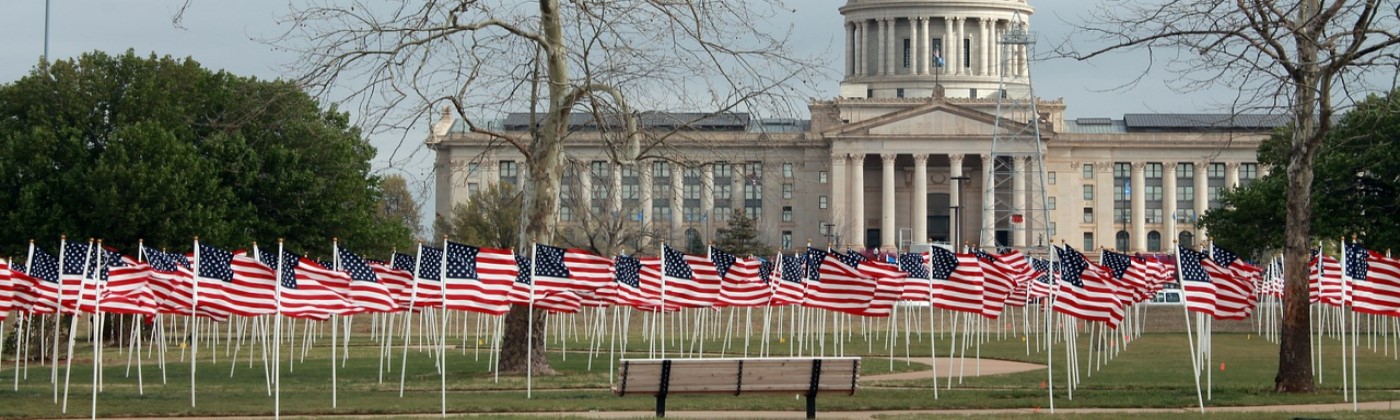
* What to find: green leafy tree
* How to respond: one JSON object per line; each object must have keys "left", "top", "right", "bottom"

{"left": 436, "top": 182, "right": 523, "bottom": 250}
{"left": 1202, "top": 89, "right": 1400, "bottom": 258}
{"left": 379, "top": 174, "right": 423, "bottom": 240}
{"left": 713, "top": 209, "right": 772, "bottom": 258}
{"left": 0, "top": 51, "right": 411, "bottom": 258}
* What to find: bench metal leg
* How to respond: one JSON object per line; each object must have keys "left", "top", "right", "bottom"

{"left": 655, "top": 394, "right": 667, "bottom": 418}
{"left": 806, "top": 392, "right": 817, "bottom": 419}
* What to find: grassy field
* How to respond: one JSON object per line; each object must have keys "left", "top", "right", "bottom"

{"left": 2, "top": 309, "right": 1399, "bottom": 418}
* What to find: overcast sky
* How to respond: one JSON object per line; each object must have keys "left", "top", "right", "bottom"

{"left": 0, "top": 0, "right": 1240, "bottom": 222}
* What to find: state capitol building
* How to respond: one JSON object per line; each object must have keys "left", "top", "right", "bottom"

{"left": 428, "top": 0, "right": 1278, "bottom": 257}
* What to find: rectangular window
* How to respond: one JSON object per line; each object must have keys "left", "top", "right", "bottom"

{"left": 654, "top": 206, "right": 672, "bottom": 222}
{"left": 782, "top": 183, "right": 794, "bottom": 199}
{"left": 684, "top": 183, "right": 701, "bottom": 200}
{"left": 468, "top": 162, "right": 480, "bottom": 177}
{"left": 745, "top": 161, "right": 763, "bottom": 179}
{"left": 1082, "top": 164, "right": 1094, "bottom": 179}
{"left": 652, "top": 183, "right": 671, "bottom": 200}
{"left": 467, "top": 182, "right": 479, "bottom": 197}
{"left": 1083, "top": 185, "right": 1094, "bottom": 200}
{"left": 622, "top": 184, "right": 639, "bottom": 200}
{"left": 963, "top": 38, "right": 971, "bottom": 68}
{"left": 684, "top": 206, "right": 701, "bottom": 222}
{"left": 1240, "top": 163, "right": 1259, "bottom": 180}
{"left": 622, "top": 166, "right": 638, "bottom": 178}
{"left": 931, "top": 37, "right": 943, "bottom": 68}
{"left": 653, "top": 161, "right": 672, "bottom": 178}
{"left": 1209, "top": 186, "right": 1223, "bottom": 201}
{"left": 1050, "top": 222, "right": 1057, "bottom": 237}
{"left": 560, "top": 206, "right": 572, "bottom": 221}
{"left": 1048, "top": 172, "right": 1056, "bottom": 185}
{"left": 819, "top": 196, "right": 829, "bottom": 209}
{"left": 591, "top": 161, "right": 608, "bottom": 178}
{"left": 1113, "top": 208, "right": 1128, "bottom": 224}
{"left": 782, "top": 163, "right": 794, "bottom": 178}
{"left": 782, "top": 206, "right": 793, "bottom": 222}
{"left": 714, "top": 163, "right": 730, "bottom": 178}
{"left": 1177, "top": 163, "right": 1194, "bottom": 179}
{"left": 782, "top": 231, "right": 793, "bottom": 250}
{"left": 1145, "top": 163, "right": 1163, "bottom": 179}
{"left": 1208, "top": 163, "right": 1226, "bottom": 179}
{"left": 714, "top": 206, "right": 731, "bottom": 221}
{"left": 903, "top": 38, "right": 911, "bottom": 68}
{"left": 1083, "top": 232, "right": 1094, "bottom": 251}
{"left": 896, "top": 88, "right": 905, "bottom": 98}
{"left": 820, "top": 171, "right": 829, "bottom": 183}
{"left": 499, "top": 161, "right": 519, "bottom": 185}
{"left": 1145, "top": 186, "right": 1163, "bottom": 201}
{"left": 1177, "top": 186, "right": 1194, "bottom": 201}
{"left": 715, "top": 184, "right": 732, "bottom": 200}
{"left": 1082, "top": 208, "right": 1094, "bottom": 224}
{"left": 1113, "top": 162, "right": 1131, "bottom": 178}
{"left": 1147, "top": 208, "right": 1163, "bottom": 224}
{"left": 744, "top": 184, "right": 763, "bottom": 200}
{"left": 745, "top": 207, "right": 762, "bottom": 220}
{"left": 1048, "top": 197, "right": 1057, "bottom": 210}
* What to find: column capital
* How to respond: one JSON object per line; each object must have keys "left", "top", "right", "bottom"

{"left": 980, "top": 153, "right": 993, "bottom": 163}
{"left": 831, "top": 152, "right": 848, "bottom": 163}
{"left": 1196, "top": 159, "right": 1212, "bottom": 168}
{"left": 1069, "top": 161, "right": 1082, "bottom": 170}
{"left": 881, "top": 153, "right": 897, "bottom": 164}
{"left": 1226, "top": 161, "right": 1242, "bottom": 171}
{"left": 948, "top": 153, "right": 966, "bottom": 166}
{"left": 911, "top": 153, "right": 929, "bottom": 164}
{"left": 1162, "top": 161, "right": 1179, "bottom": 170}
{"left": 848, "top": 152, "right": 864, "bottom": 161}
{"left": 1096, "top": 161, "right": 1113, "bottom": 172}
{"left": 1131, "top": 161, "right": 1146, "bottom": 171}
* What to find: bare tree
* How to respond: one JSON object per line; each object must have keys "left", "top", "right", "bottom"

{"left": 1057, "top": 1, "right": 1400, "bottom": 392}
{"left": 277, "top": 0, "right": 823, "bottom": 374}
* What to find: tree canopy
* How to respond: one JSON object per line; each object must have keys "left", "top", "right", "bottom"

{"left": 1201, "top": 89, "right": 1400, "bottom": 258}
{"left": 435, "top": 182, "right": 523, "bottom": 250}
{"left": 713, "top": 210, "right": 772, "bottom": 258}
{"left": 0, "top": 50, "right": 413, "bottom": 258}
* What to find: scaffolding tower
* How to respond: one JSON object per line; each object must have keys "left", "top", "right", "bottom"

{"left": 981, "top": 13, "right": 1052, "bottom": 252}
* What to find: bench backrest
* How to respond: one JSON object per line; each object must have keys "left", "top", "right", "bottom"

{"left": 615, "top": 357, "right": 859, "bottom": 396}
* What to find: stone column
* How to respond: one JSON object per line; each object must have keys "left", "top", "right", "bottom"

{"left": 851, "top": 154, "right": 866, "bottom": 250}
{"left": 912, "top": 154, "right": 929, "bottom": 245}
{"left": 919, "top": 17, "right": 931, "bottom": 75}
{"left": 1163, "top": 161, "right": 1178, "bottom": 243}
{"left": 948, "top": 154, "right": 965, "bottom": 246}
{"left": 908, "top": 17, "right": 919, "bottom": 76}
{"left": 701, "top": 164, "right": 714, "bottom": 233}
{"left": 956, "top": 16, "right": 966, "bottom": 75}
{"left": 943, "top": 17, "right": 953, "bottom": 75}
{"left": 844, "top": 22, "right": 854, "bottom": 77}
{"left": 992, "top": 21, "right": 1001, "bottom": 77}
{"left": 1012, "top": 156, "right": 1027, "bottom": 247}
{"left": 981, "top": 18, "right": 991, "bottom": 77}
{"left": 1131, "top": 162, "right": 1147, "bottom": 252}
{"left": 671, "top": 164, "right": 684, "bottom": 236}
{"left": 1194, "top": 161, "right": 1209, "bottom": 238}
{"left": 980, "top": 154, "right": 995, "bottom": 248}
{"left": 875, "top": 19, "right": 886, "bottom": 76}
{"left": 887, "top": 18, "right": 897, "bottom": 77}
{"left": 881, "top": 154, "right": 897, "bottom": 251}
{"left": 1226, "top": 162, "right": 1241, "bottom": 189}
{"left": 830, "top": 153, "right": 848, "bottom": 246}
{"left": 578, "top": 161, "right": 593, "bottom": 216}
{"left": 856, "top": 21, "right": 866, "bottom": 76}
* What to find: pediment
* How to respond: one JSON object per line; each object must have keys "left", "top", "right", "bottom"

{"left": 822, "top": 99, "right": 1035, "bottom": 138}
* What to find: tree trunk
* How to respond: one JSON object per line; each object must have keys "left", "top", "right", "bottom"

{"left": 496, "top": 305, "right": 555, "bottom": 375}
{"left": 1276, "top": 0, "right": 1322, "bottom": 392}
{"left": 498, "top": 0, "right": 570, "bottom": 376}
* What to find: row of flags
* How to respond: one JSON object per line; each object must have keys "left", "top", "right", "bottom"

{"left": 1300, "top": 242, "right": 1400, "bottom": 315}
{"left": 0, "top": 237, "right": 1312, "bottom": 329}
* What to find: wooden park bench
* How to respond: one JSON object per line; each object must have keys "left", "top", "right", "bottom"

{"left": 613, "top": 357, "right": 860, "bottom": 419}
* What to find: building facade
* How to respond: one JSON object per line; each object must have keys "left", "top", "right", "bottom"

{"left": 427, "top": 0, "right": 1279, "bottom": 256}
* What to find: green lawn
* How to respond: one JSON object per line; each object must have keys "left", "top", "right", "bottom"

{"left": 2, "top": 310, "right": 1399, "bottom": 418}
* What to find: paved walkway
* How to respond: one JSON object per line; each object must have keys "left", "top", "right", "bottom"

{"left": 862, "top": 356, "right": 1045, "bottom": 381}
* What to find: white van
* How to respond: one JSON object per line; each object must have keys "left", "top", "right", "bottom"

{"left": 1148, "top": 289, "right": 1183, "bottom": 305}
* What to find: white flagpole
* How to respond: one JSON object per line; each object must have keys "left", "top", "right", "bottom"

{"left": 399, "top": 243, "right": 424, "bottom": 396}
{"left": 439, "top": 236, "right": 450, "bottom": 415}
{"left": 51, "top": 237, "right": 64, "bottom": 403}
{"left": 1174, "top": 241, "right": 1206, "bottom": 413}
{"left": 190, "top": 237, "right": 202, "bottom": 408}
{"left": 90, "top": 240, "right": 110, "bottom": 419}
{"left": 330, "top": 239, "right": 341, "bottom": 409}
{"left": 61, "top": 239, "right": 94, "bottom": 413}
{"left": 274, "top": 240, "right": 286, "bottom": 420}
{"left": 526, "top": 243, "right": 539, "bottom": 399}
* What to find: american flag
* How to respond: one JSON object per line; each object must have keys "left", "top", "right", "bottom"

{"left": 1028, "top": 258, "right": 1055, "bottom": 299}
{"left": 1177, "top": 246, "right": 1228, "bottom": 317}
{"left": 758, "top": 258, "right": 774, "bottom": 284}
{"left": 660, "top": 245, "right": 721, "bottom": 308}
{"left": 144, "top": 248, "right": 198, "bottom": 315}
{"left": 1053, "top": 246, "right": 1125, "bottom": 328}
{"left": 13, "top": 247, "right": 61, "bottom": 314}
{"left": 996, "top": 250, "right": 1034, "bottom": 307}
{"left": 771, "top": 253, "right": 805, "bottom": 306}
{"left": 442, "top": 241, "right": 514, "bottom": 315}
{"left": 407, "top": 245, "right": 445, "bottom": 307}
{"left": 195, "top": 243, "right": 277, "bottom": 317}
{"left": 972, "top": 249, "right": 1015, "bottom": 319}
{"left": 928, "top": 246, "right": 983, "bottom": 315}
{"left": 710, "top": 247, "right": 738, "bottom": 280}
{"left": 854, "top": 260, "right": 904, "bottom": 317}
{"left": 717, "top": 256, "right": 771, "bottom": 307}
{"left": 896, "top": 252, "right": 932, "bottom": 301}
{"left": 837, "top": 250, "right": 867, "bottom": 270}
{"left": 1209, "top": 245, "right": 1258, "bottom": 320}
{"left": 77, "top": 247, "right": 156, "bottom": 316}
{"left": 802, "top": 253, "right": 877, "bottom": 315}
{"left": 805, "top": 247, "right": 829, "bottom": 281}
{"left": 607, "top": 255, "right": 656, "bottom": 308}
{"left": 374, "top": 252, "right": 418, "bottom": 306}
{"left": 509, "top": 253, "right": 533, "bottom": 304}
{"left": 0, "top": 258, "right": 12, "bottom": 319}
{"left": 60, "top": 241, "right": 94, "bottom": 309}
{"left": 1310, "top": 249, "right": 1344, "bottom": 306}
{"left": 1101, "top": 249, "right": 1151, "bottom": 304}
{"left": 338, "top": 247, "right": 399, "bottom": 313}
{"left": 1345, "top": 243, "right": 1400, "bottom": 317}
{"left": 533, "top": 290, "right": 584, "bottom": 314}
{"left": 284, "top": 251, "right": 356, "bottom": 318}
{"left": 531, "top": 244, "right": 613, "bottom": 292}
